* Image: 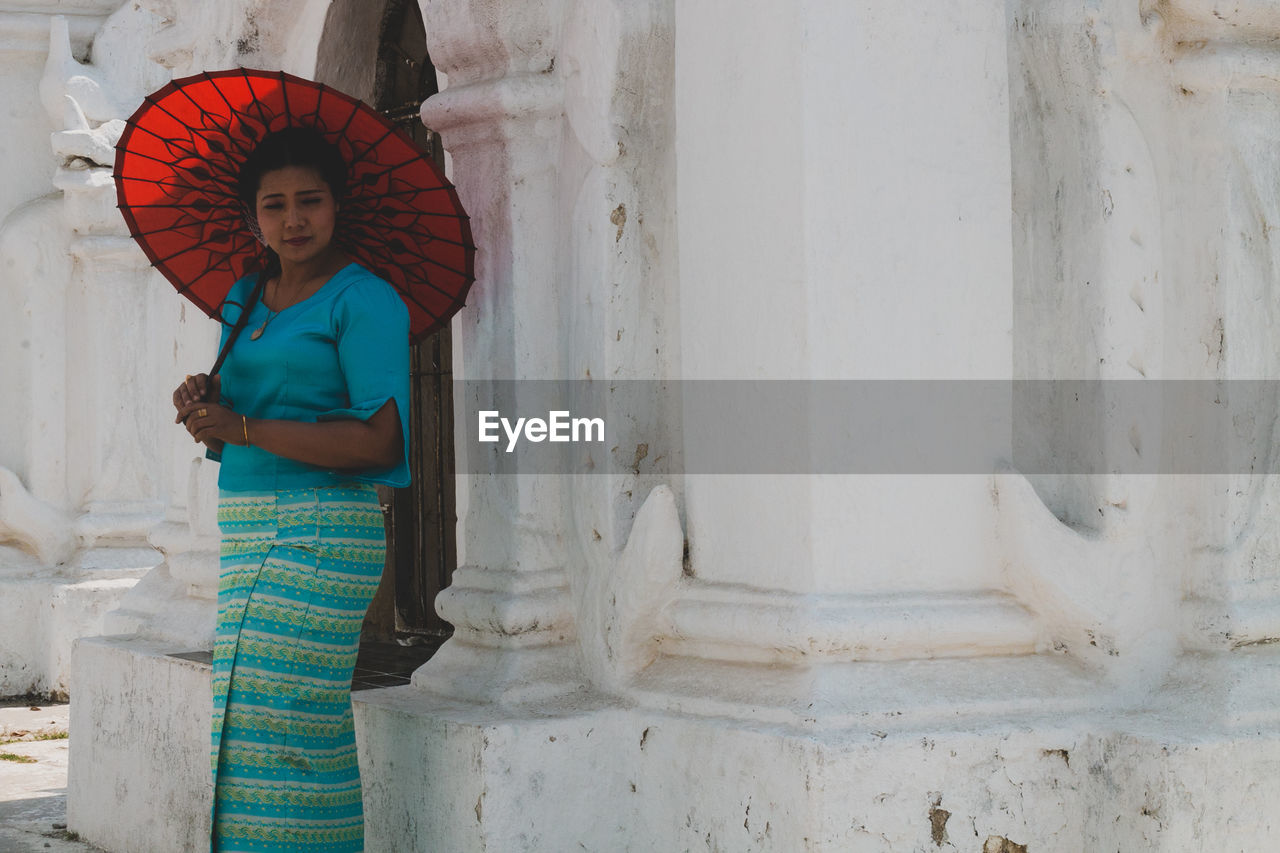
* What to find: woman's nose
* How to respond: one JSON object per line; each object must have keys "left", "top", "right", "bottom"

{"left": 285, "top": 203, "right": 303, "bottom": 226}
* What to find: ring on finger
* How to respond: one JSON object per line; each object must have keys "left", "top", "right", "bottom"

{"left": 198, "top": 408, "right": 208, "bottom": 418}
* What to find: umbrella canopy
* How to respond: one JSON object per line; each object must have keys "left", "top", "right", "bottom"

{"left": 113, "top": 68, "right": 475, "bottom": 342}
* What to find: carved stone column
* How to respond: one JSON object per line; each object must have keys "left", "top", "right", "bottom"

{"left": 414, "top": 0, "right": 586, "bottom": 702}
{"left": 1006, "top": 0, "right": 1280, "bottom": 702}
{"left": 1153, "top": 2, "right": 1280, "bottom": 665}
{"left": 656, "top": 0, "right": 1046, "bottom": 689}
{"left": 999, "top": 0, "right": 1182, "bottom": 691}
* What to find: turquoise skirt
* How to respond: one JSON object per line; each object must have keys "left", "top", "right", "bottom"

{"left": 210, "top": 484, "right": 384, "bottom": 852}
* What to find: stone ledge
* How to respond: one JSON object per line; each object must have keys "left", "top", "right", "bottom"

{"left": 355, "top": 654, "right": 1280, "bottom": 852}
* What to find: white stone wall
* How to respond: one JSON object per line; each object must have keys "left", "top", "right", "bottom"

{"left": 45, "top": 0, "right": 1280, "bottom": 850}
{"left": 0, "top": 0, "right": 178, "bottom": 697}
{"left": 0, "top": 0, "right": 335, "bottom": 690}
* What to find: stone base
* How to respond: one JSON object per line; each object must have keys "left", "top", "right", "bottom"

{"left": 60, "top": 635, "right": 1280, "bottom": 852}
{"left": 66, "top": 635, "right": 211, "bottom": 853}
{"left": 0, "top": 546, "right": 155, "bottom": 697}
{"left": 354, "top": 649, "right": 1280, "bottom": 852}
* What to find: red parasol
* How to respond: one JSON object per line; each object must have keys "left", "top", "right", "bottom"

{"left": 113, "top": 68, "right": 475, "bottom": 342}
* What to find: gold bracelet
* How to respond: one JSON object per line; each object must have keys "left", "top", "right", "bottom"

{"left": 242, "top": 414, "right": 250, "bottom": 447}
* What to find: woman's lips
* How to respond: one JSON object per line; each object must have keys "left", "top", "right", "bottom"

{"left": 284, "top": 237, "right": 310, "bottom": 246}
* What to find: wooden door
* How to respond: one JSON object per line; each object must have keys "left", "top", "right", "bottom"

{"left": 362, "top": 0, "right": 457, "bottom": 644}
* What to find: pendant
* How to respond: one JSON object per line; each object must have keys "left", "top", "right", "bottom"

{"left": 250, "top": 322, "right": 267, "bottom": 340}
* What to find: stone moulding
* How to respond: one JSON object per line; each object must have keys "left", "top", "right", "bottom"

{"left": 435, "top": 565, "right": 575, "bottom": 647}
{"left": 659, "top": 583, "right": 1041, "bottom": 664}
{"left": 419, "top": 72, "right": 564, "bottom": 146}
{"left": 626, "top": 651, "right": 1101, "bottom": 733}
{"left": 1168, "top": 42, "right": 1280, "bottom": 92}
{"left": 1183, "top": 594, "right": 1280, "bottom": 651}
{"left": 1156, "top": 0, "right": 1280, "bottom": 45}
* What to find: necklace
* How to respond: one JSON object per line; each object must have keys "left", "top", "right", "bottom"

{"left": 249, "top": 277, "right": 291, "bottom": 341}
{"left": 249, "top": 306, "right": 279, "bottom": 340}
{"left": 248, "top": 260, "right": 340, "bottom": 340}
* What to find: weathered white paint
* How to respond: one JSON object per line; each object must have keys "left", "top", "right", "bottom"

{"left": 0, "top": 2, "right": 180, "bottom": 699}
{"left": 66, "top": 636, "right": 212, "bottom": 852}
{"left": 356, "top": 667, "right": 1280, "bottom": 852}
{"left": 24, "top": 0, "right": 1280, "bottom": 851}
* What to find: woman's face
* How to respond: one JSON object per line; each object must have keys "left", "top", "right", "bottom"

{"left": 254, "top": 165, "right": 339, "bottom": 266}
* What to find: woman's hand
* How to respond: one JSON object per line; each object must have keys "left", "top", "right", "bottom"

{"left": 176, "top": 399, "right": 245, "bottom": 447}
{"left": 173, "top": 373, "right": 221, "bottom": 422}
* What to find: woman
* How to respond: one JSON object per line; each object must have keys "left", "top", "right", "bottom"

{"left": 172, "top": 126, "right": 411, "bottom": 853}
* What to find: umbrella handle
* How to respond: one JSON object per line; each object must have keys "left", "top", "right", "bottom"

{"left": 209, "top": 272, "right": 268, "bottom": 377}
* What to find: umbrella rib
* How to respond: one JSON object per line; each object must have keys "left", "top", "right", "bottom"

{"left": 121, "top": 125, "right": 241, "bottom": 193}
{"left": 371, "top": 250, "right": 474, "bottom": 298}
{"left": 169, "top": 249, "right": 261, "bottom": 300}
{"left": 281, "top": 71, "right": 293, "bottom": 130}
{"left": 138, "top": 95, "right": 204, "bottom": 150}
{"left": 357, "top": 151, "right": 445, "bottom": 175}
{"left": 116, "top": 174, "right": 231, "bottom": 197}
{"left": 339, "top": 236, "right": 471, "bottom": 299}
{"left": 344, "top": 208, "right": 472, "bottom": 223}
{"left": 117, "top": 201, "right": 244, "bottom": 213}
{"left": 128, "top": 212, "right": 245, "bottom": 230}
{"left": 128, "top": 219, "right": 248, "bottom": 239}
{"left": 172, "top": 79, "right": 223, "bottom": 133}
{"left": 417, "top": 255, "right": 476, "bottom": 283}
{"left": 201, "top": 73, "right": 258, "bottom": 160}
{"left": 246, "top": 68, "right": 277, "bottom": 130}
{"left": 343, "top": 224, "right": 476, "bottom": 254}
{"left": 346, "top": 185, "right": 462, "bottom": 202}
{"left": 149, "top": 90, "right": 223, "bottom": 154}
{"left": 168, "top": 261, "right": 236, "bottom": 298}
{"left": 348, "top": 178, "right": 456, "bottom": 198}
{"left": 306, "top": 82, "right": 325, "bottom": 128}
{"left": 151, "top": 235, "right": 256, "bottom": 270}
{"left": 347, "top": 124, "right": 400, "bottom": 164}
{"left": 374, "top": 229, "right": 477, "bottom": 253}
{"left": 331, "top": 98, "right": 364, "bottom": 140}
{"left": 123, "top": 121, "right": 204, "bottom": 161}
{"left": 115, "top": 144, "right": 203, "bottom": 171}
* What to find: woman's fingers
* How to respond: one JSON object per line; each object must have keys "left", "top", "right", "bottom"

{"left": 180, "top": 402, "right": 236, "bottom": 446}
{"left": 187, "top": 373, "right": 205, "bottom": 401}
{"left": 177, "top": 400, "right": 211, "bottom": 429}
{"left": 192, "top": 412, "right": 230, "bottom": 444}
{"left": 177, "top": 399, "right": 207, "bottom": 419}
{"left": 174, "top": 373, "right": 217, "bottom": 422}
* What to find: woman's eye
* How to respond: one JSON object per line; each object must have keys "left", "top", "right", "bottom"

{"left": 261, "top": 203, "right": 283, "bottom": 211}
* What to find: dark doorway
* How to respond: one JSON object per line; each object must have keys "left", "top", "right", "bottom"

{"left": 360, "top": 0, "right": 457, "bottom": 652}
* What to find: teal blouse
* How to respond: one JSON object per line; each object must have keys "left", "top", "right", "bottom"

{"left": 206, "top": 262, "right": 411, "bottom": 490}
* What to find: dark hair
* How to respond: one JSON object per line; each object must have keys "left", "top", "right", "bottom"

{"left": 236, "top": 125, "right": 348, "bottom": 206}
{"left": 211, "top": 127, "right": 348, "bottom": 376}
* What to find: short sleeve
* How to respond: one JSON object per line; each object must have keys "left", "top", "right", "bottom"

{"left": 316, "top": 275, "right": 412, "bottom": 487}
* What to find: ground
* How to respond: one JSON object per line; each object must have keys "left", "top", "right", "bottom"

{"left": 0, "top": 699, "right": 102, "bottom": 852}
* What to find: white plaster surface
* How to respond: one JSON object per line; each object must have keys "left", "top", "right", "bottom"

{"left": 674, "top": 0, "right": 1012, "bottom": 637}
{"left": 355, "top": 662, "right": 1280, "bottom": 852}
{"left": 0, "top": 546, "right": 156, "bottom": 697}
{"left": 65, "top": 636, "right": 211, "bottom": 853}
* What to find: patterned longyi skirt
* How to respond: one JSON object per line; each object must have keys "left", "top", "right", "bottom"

{"left": 210, "top": 484, "right": 384, "bottom": 853}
